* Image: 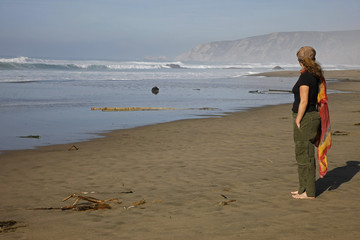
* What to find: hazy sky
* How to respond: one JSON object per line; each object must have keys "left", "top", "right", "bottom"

{"left": 1, "top": 0, "right": 360, "bottom": 60}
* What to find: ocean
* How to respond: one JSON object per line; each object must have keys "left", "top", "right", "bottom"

{"left": 0, "top": 57, "right": 357, "bottom": 151}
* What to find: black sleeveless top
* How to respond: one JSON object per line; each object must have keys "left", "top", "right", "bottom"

{"left": 292, "top": 71, "right": 320, "bottom": 113}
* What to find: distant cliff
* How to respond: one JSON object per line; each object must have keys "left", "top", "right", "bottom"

{"left": 175, "top": 30, "right": 360, "bottom": 64}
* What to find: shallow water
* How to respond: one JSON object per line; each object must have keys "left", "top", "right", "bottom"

{"left": 1, "top": 57, "right": 356, "bottom": 151}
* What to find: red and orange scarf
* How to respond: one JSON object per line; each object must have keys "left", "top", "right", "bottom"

{"left": 316, "top": 76, "right": 331, "bottom": 178}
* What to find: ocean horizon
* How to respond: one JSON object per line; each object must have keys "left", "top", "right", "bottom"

{"left": 0, "top": 56, "right": 358, "bottom": 152}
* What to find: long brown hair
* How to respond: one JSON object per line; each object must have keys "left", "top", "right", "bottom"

{"left": 297, "top": 46, "right": 324, "bottom": 80}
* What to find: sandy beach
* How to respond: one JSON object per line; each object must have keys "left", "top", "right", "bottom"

{"left": 1, "top": 70, "right": 359, "bottom": 240}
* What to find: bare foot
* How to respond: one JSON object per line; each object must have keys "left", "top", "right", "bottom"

{"left": 291, "top": 191, "right": 298, "bottom": 195}
{"left": 292, "top": 192, "right": 315, "bottom": 199}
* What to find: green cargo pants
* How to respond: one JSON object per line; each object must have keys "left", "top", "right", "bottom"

{"left": 293, "top": 111, "right": 321, "bottom": 197}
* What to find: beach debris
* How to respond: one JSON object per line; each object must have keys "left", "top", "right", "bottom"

{"left": 61, "top": 194, "right": 121, "bottom": 211}
{"left": 61, "top": 203, "right": 112, "bottom": 211}
{"left": 267, "top": 158, "right": 274, "bottom": 163}
{"left": 0, "top": 220, "right": 26, "bottom": 233}
{"left": 249, "top": 90, "right": 264, "bottom": 94}
{"left": 68, "top": 145, "right": 79, "bottom": 151}
{"left": 218, "top": 194, "right": 236, "bottom": 206}
{"left": 75, "top": 191, "right": 96, "bottom": 194}
{"left": 33, "top": 194, "right": 121, "bottom": 211}
{"left": 91, "top": 107, "right": 218, "bottom": 112}
{"left": 91, "top": 107, "right": 177, "bottom": 111}
{"left": 354, "top": 122, "right": 360, "bottom": 126}
{"left": 268, "top": 89, "right": 293, "bottom": 93}
{"left": 0, "top": 221, "right": 17, "bottom": 232}
{"left": 121, "top": 190, "right": 134, "bottom": 194}
{"left": 221, "top": 194, "right": 228, "bottom": 199}
{"left": 19, "top": 135, "right": 40, "bottom": 139}
{"left": 125, "top": 199, "right": 146, "bottom": 210}
{"left": 249, "top": 89, "right": 292, "bottom": 94}
{"left": 197, "top": 107, "right": 217, "bottom": 110}
{"left": 152, "top": 86, "right": 159, "bottom": 95}
{"left": 218, "top": 199, "right": 236, "bottom": 206}
{"left": 332, "top": 130, "right": 349, "bottom": 136}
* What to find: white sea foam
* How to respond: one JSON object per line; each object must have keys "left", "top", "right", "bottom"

{"left": 1, "top": 56, "right": 359, "bottom": 73}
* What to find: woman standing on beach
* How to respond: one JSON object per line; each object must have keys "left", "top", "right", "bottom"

{"left": 291, "top": 46, "right": 323, "bottom": 199}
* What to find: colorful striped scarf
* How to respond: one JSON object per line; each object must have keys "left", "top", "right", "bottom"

{"left": 316, "top": 77, "right": 332, "bottom": 178}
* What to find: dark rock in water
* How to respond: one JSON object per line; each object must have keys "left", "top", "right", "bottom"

{"left": 166, "top": 64, "right": 182, "bottom": 69}
{"left": 152, "top": 86, "right": 159, "bottom": 95}
{"left": 273, "top": 66, "right": 283, "bottom": 70}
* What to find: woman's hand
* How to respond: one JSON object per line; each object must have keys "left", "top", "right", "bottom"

{"left": 296, "top": 121, "right": 301, "bottom": 129}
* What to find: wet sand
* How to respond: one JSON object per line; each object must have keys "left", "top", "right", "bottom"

{"left": 0, "top": 70, "right": 359, "bottom": 239}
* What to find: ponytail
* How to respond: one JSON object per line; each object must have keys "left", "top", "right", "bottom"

{"left": 301, "top": 57, "right": 324, "bottom": 81}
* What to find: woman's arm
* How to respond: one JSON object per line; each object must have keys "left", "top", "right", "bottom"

{"left": 295, "top": 85, "right": 309, "bottom": 128}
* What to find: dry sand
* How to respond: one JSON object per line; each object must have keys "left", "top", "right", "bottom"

{"left": 1, "top": 70, "right": 359, "bottom": 240}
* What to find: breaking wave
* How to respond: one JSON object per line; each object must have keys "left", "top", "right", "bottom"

{"left": 0, "top": 57, "right": 192, "bottom": 71}
{"left": 0, "top": 56, "right": 306, "bottom": 71}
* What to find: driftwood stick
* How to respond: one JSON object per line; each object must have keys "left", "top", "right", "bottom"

{"left": 68, "top": 145, "right": 79, "bottom": 151}
{"left": 62, "top": 194, "right": 74, "bottom": 202}
{"left": 218, "top": 199, "right": 236, "bottom": 206}
{"left": 125, "top": 199, "right": 146, "bottom": 209}
{"left": 91, "top": 107, "right": 178, "bottom": 111}
{"left": 132, "top": 199, "right": 146, "bottom": 207}
{"left": 63, "top": 194, "right": 121, "bottom": 204}
{"left": 268, "top": 89, "right": 293, "bottom": 93}
{"left": 19, "top": 135, "right": 40, "bottom": 139}
{"left": 72, "top": 198, "right": 80, "bottom": 206}
{"left": 61, "top": 203, "right": 112, "bottom": 211}
{"left": 33, "top": 194, "right": 121, "bottom": 211}
{"left": 91, "top": 107, "right": 218, "bottom": 112}
{"left": 32, "top": 207, "right": 63, "bottom": 210}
